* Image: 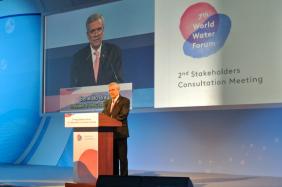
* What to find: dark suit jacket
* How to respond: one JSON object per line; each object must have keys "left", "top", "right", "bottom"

{"left": 71, "top": 42, "right": 123, "bottom": 87}
{"left": 102, "top": 95, "right": 130, "bottom": 139}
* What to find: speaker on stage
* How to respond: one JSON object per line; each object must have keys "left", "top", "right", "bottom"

{"left": 96, "top": 175, "right": 193, "bottom": 187}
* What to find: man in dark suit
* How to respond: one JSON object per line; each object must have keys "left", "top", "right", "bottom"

{"left": 71, "top": 13, "right": 123, "bottom": 87}
{"left": 102, "top": 82, "right": 130, "bottom": 176}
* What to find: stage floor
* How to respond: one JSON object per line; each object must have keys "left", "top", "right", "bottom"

{"left": 0, "top": 165, "right": 281, "bottom": 187}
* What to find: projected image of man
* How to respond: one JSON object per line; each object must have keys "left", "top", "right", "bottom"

{"left": 71, "top": 13, "right": 123, "bottom": 87}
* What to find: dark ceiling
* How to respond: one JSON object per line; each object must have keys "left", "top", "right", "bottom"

{"left": 37, "top": 0, "right": 120, "bottom": 15}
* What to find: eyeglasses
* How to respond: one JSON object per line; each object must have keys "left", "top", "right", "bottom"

{"left": 88, "top": 27, "right": 103, "bottom": 35}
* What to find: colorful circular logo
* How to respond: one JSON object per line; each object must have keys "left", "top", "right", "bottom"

{"left": 77, "top": 134, "right": 82, "bottom": 141}
{"left": 179, "top": 2, "right": 231, "bottom": 58}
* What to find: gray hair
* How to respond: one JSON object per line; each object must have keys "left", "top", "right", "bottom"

{"left": 86, "top": 13, "right": 104, "bottom": 32}
{"left": 109, "top": 82, "right": 120, "bottom": 90}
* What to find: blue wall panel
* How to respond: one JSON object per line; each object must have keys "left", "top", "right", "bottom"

{"left": 0, "top": 11, "right": 41, "bottom": 162}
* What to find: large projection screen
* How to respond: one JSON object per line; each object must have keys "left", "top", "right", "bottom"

{"left": 45, "top": 0, "right": 282, "bottom": 112}
{"left": 44, "top": 0, "right": 154, "bottom": 113}
{"left": 155, "top": 0, "right": 282, "bottom": 108}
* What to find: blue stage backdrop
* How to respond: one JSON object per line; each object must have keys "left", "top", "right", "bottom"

{"left": 0, "top": 14, "right": 41, "bottom": 163}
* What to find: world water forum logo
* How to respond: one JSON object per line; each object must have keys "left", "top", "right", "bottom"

{"left": 179, "top": 2, "right": 231, "bottom": 58}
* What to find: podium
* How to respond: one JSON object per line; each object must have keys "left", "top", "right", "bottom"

{"left": 64, "top": 112, "right": 122, "bottom": 184}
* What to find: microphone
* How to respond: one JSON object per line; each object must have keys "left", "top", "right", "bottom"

{"left": 101, "top": 52, "right": 121, "bottom": 83}
{"left": 110, "top": 63, "right": 120, "bottom": 83}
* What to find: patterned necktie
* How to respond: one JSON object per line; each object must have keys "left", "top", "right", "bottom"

{"left": 93, "top": 51, "right": 100, "bottom": 83}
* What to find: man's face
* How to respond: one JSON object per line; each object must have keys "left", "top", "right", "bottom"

{"left": 109, "top": 85, "right": 120, "bottom": 99}
{"left": 87, "top": 19, "right": 104, "bottom": 50}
